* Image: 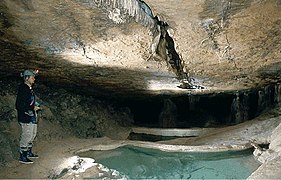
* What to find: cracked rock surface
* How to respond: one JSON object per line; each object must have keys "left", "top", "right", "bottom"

{"left": 1, "top": 0, "right": 280, "bottom": 97}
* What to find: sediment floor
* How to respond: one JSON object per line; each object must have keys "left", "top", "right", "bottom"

{"left": 1, "top": 106, "right": 281, "bottom": 179}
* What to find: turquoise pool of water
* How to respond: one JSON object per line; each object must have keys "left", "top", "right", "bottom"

{"left": 79, "top": 145, "right": 261, "bottom": 179}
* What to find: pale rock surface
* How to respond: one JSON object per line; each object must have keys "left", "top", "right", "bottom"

{"left": 1, "top": 106, "right": 280, "bottom": 179}
{"left": 248, "top": 114, "right": 281, "bottom": 179}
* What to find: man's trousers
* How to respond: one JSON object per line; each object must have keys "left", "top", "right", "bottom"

{"left": 19, "top": 123, "right": 37, "bottom": 152}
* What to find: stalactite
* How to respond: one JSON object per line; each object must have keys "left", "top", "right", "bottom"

{"left": 231, "top": 93, "right": 243, "bottom": 124}
{"left": 158, "top": 99, "right": 177, "bottom": 128}
{"left": 273, "top": 83, "right": 281, "bottom": 104}
{"left": 257, "top": 89, "right": 265, "bottom": 114}
{"left": 277, "top": 83, "right": 281, "bottom": 104}
{"left": 188, "top": 95, "right": 199, "bottom": 111}
{"left": 89, "top": 0, "right": 155, "bottom": 28}
{"left": 241, "top": 92, "right": 249, "bottom": 121}
{"left": 256, "top": 85, "right": 279, "bottom": 115}
{"left": 265, "top": 85, "right": 274, "bottom": 110}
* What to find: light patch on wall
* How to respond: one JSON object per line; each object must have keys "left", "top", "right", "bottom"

{"left": 147, "top": 78, "right": 186, "bottom": 91}
{"left": 108, "top": 8, "right": 125, "bottom": 24}
{"left": 147, "top": 77, "right": 207, "bottom": 92}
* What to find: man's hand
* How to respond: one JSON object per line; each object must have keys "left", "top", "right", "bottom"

{"left": 25, "top": 110, "right": 34, "bottom": 116}
{"left": 34, "top": 106, "right": 41, "bottom": 111}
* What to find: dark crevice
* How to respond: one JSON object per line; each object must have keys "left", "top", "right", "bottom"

{"left": 150, "top": 16, "right": 198, "bottom": 89}
{"left": 128, "top": 132, "right": 186, "bottom": 142}
{"left": 118, "top": 83, "right": 280, "bottom": 128}
{"left": 76, "top": 0, "right": 194, "bottom": 88}
{"left": 258, "top": 143, "right": 270, "bottom": 150}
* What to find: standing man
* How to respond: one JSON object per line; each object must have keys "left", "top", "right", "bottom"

{"left": 16, "top": 69, "right": 40, "bottom": 164}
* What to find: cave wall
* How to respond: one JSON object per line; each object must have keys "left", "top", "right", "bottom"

{"left": 146, "top": 0, "right": 281, "bottom": 90}
{"left": 127, "top": 83, "right": 281, "bottom": 128}
{"left": 0, "top": 78, "right": 133, "bottom": 166}
{"left": 0, "top": 0, "right": 281, "bottom": 96}
{"left": 0, "top": 0, "right": 163, "bottom": 97}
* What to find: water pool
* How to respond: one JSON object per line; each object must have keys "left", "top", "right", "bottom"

{"left": 79, "top": 145, "right": 261, "bottom": 179}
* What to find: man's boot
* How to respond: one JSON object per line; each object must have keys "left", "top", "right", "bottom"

{"left": 19, "top": 151, "right": 33, "bottom": 164}
{"left": 27, "top": 147, "right": 39, "bottom": 158}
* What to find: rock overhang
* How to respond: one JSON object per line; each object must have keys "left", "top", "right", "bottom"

{"left": 0, "top": 0, "right": 280, "bottom": 99}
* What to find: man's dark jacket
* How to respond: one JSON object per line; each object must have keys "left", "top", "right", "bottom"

{"left": 15, "top": 83, "right": 36, "bottom": 123}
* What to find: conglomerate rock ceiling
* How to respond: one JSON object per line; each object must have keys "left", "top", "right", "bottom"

{"left": 0, "top": 0, "right": 281, "bottom": 98}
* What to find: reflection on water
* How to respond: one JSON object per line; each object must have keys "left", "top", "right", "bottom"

{"left": 79, "top": 145, "right": 261, "bottom": 179}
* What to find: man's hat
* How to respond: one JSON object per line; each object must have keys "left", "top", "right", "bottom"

{"left": 20, "top": 69, "right": 39, "bottom": 77}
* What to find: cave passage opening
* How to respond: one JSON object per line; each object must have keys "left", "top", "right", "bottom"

{"left": 118, "top": 84, "right": 279, "bottom": 129}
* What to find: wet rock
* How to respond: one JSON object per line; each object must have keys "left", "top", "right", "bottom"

{"left": 158, "top": 99, "right": 177, "bottom": 128}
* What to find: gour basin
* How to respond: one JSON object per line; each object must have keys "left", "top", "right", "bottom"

{"left": 78, "top": 145, "right": 261, "bottom": 179}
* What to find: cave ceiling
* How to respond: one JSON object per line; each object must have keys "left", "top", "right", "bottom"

{"left": 0, "top": 0, "right": 280, "bottom": 99}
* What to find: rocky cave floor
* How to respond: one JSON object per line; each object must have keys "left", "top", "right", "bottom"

{"left": 0, "top": 103, "right": 281, "bottom": 179}
{"left": 0, "top": 79, "right": 281, "bottom": 179}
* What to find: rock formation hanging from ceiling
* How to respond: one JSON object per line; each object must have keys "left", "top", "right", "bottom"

{"left": 0, "top": 0, "right": 280, "bottom": 98}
